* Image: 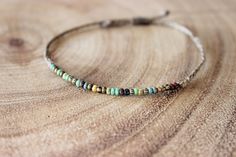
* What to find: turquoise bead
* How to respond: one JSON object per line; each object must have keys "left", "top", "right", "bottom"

{"left": 152, "top": 87, "right": 157, "bottom": 94}
{"left": 148, "top": 87, "right": 153, "bottom": 94}
{"left": 111, "top": 88, "right": 115, "bottom": 95}
{"left": 50, "top": 63, "right": 55, "bottom": 71}
{"left": 65, "top": 74, "right": 69, "bottom": 81}
{"left": 115, "top": 88, "right": 119, "bottom": 96}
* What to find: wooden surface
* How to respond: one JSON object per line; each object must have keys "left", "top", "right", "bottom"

{"left": 0, "top": 0, "right": 236, "bottom": 157}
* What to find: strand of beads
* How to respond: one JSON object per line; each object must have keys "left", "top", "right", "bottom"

{"left": 49, "top": 62, "right": 182, "bottom": 96}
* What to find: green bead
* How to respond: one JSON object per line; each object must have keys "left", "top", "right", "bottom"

{"left": 115, "top": 88, "right": 119, "bottom": 96}
{"left": 111, "top": 88, "right": 115, "bottom": 95}
{"left": 63, "top": 73, "right": 68, "bottom": 80}
{"left": 106, "top": 88, "right": 111, "bottom": 95}
{"left": 62, "top": 73, "right": 66, "bottom": 80}
{"left": 76, "top": 80, "right": 81, "bottom": 87}
{"left": 71, "top": 78, "right": 77, "bottom": 85}
{"left": 134, "top": 88, "right": 139, "bottom": 95}
{"left": 64, "top": 74, "right": 68, "bottom": 80}
{"left": 59, "top": 71, "right": 64, "bottom": 77}
{"left": 50, "top": 63, "right": 55, "bottom": 71}
{"left": 87, "top": 84, "right": 93, "bottom": 90}
{"left": 66, "top": 75, "right": 69, "bottom": 81}
{"left": 56, "top": 69, "right": 62, "bottom": 76}
{"left": 67, "top": 75, "right": 72, "bottom": 82}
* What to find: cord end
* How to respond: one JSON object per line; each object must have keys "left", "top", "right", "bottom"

{"left": 162, "top": 10, "right": 170, "bottom": 16}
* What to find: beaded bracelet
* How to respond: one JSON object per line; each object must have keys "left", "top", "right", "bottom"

{"left": 45, "top": 11, "right": 205, "bottom": 96}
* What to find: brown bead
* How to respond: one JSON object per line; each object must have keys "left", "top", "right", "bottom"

{"left": 139, "top": 89, "right": 144, "bottom": 95}
{"left": 157, "top": 87, "right": 162, "bottom": 93}
{"left": 161, "top": 85, "right": 166, "bottom": 92}
{"left": 144, "top": 88, "right": 149, "bottom": 95}
{"left": 175, "top": 82, "right": 182, "bottom": 89}
{"left": 169, "top": 83, "right": 175, "bottom": 90}
{"left": 165, "top": 84, "right": 170, "bottom": 90}
{"left": 119, "top": 88, "right": 124, "bottom": 95}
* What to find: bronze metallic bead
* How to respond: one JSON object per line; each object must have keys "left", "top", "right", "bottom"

{"left": 139, "top": 89, "right": 144, "bottom": 95}
{"left": 144, "top": 88, "right": 149, "bottom": 95}
{"left": 157, "top": 87, "right": 162, "bottom": 93}
{"left": 165, "top": 84, "right": 170, "bottom": 90}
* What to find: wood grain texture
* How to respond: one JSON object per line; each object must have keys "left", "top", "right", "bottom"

{"left": 0, "top": 0, "right": 236, "bottom": 157}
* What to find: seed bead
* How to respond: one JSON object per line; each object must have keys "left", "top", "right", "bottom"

{"left": 111, "top": 88, "right": 115, "bottom": 95}
{"left": 92, "top": 85, "right": 97, "bottom": 92}
{"left": 71, "top": 78, "right": 77, "bottom": 85}
{"left": 144, "top": 88, "right": 149, "bottom": 95}
{"left": 152, "top": 87, "right": 158, "bottom": 94}
{"left": 62, "top": 73, "right": 67, "bottom": 80}
{"left": 76, "top": 80, "right": 81, "bottom": 87}
{"left": 97, "top": 86, "right": 102, "bottom": 93}
{"left": 162, "top": 85, "right": 166, "bottom": 91}
{"left": 102, "top": 87, "right": 106, "bottom": 94}
{"left": 53, "top": 67, "right": 58, "bottom": 73}
{"left": 147, "top": 87, "right": 153, "bottom": 94}
{"left": 139, "top": 89, "right": 144, "bottom": 96}
{"left": 134, "top": 88, "right": 139, "bottom": 95}
{"left": 106, "top": 87, "right": 111, "bottom": 95}
{"left": 50, "top": 63, "right": 55, "bottom": 71}
{"left": 67, "top": 75, "right": 72, "bottom": 82}
{"left": 119, "top": 88, "right": 124, "bottom": 96}
{"left": 80, "top": 80, "right": 85, "bottom": 87}
{"left": 87, "top": 84, "right": 93, "bottom": 90}
{"left": 124, "top": 89, "right": 130, "bottom": 96}
{"left": 56, "top": 69, "right": 62, "bottom": 76}
{"left": 115, "top": 88, "right": 120, "bottom": 96}
{"left": 165, "top": 84, "right": 170, "bottom": 90}
{"left": 157, "top": 86, "right": 162, "bottom": 93}
{"left": 129, "top": 89, "right": 134, "bottom": 95}
{"left": 83, "top": 82, "right": 88, "bottom": 90}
